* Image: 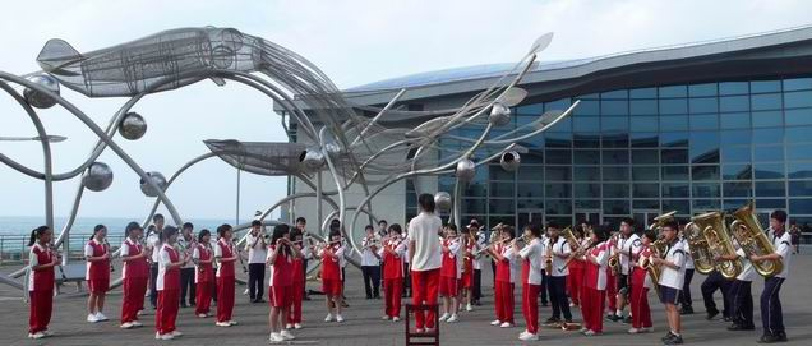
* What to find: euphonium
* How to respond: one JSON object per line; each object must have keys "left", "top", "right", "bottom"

{"left": 650, "top": 211, "right": 677, "bottom": 231}
{"left": 640, "top": 239, "right": 664, "bottom": 296}
{"left": 685, "top": 219, "right": 716, "bottom": 276}
{"left": 731, "top": 202, "right": 783, "bottom": 277}
{"left": 689, "top": 212, "right": 742, "bottom": 280}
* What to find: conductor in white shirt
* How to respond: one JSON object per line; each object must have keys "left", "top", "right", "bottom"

{"left": 409, "top": 193, "right": 443, "bottom": 333}
{"left": 245, "top": 220, "right": 268, "bottom": 303}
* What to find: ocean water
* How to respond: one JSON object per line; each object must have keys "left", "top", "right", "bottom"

{"left": 0, "top": 216, "right": 234, "bottom": 236}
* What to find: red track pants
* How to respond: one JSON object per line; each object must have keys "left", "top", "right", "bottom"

{"left": 288, "top": 280, "right": 304, "bottom": 324}
{"left": 156, "top": 289, "right": 179, "bottom": 335}
{"left": 495, "top": 281, "right": 515, "bottom": 324}
{"left": 384, "top": 278, "right": 403, "bottom": 318}
{"left": 582, "top": 287, "right": 606, "bottom": 333}
{"left": 195, "top": 280, "right": 212, "bottom": 315}
{"left": 411, "top": 269, "right": 440, "bottom": 330}
{"left": 216, "top": 276, "right": 235, "bottom": 323}
{"left": 521, "top": 283, "right": 540, "bottom": 334}
{"left": 28, "top": 290, "right": 53, "bottom": 334}
{"left": 630, "top": 268, "right": 652, "bottom": 329}
{"left": 121, "top": 277, "right": 148, "bottom": 323}
{"left": 606, "top": 272, "right": 617, "bottom": 311}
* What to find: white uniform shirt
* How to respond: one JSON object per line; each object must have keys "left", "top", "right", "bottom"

{"left": 177, "top": 237, "right": 197, "bottom": 269}
{"left": 147, "top": 231, "right": 162, "bottom": 263}
{"left": 474, "top": 232, "right": 486, "bottom": 270}
{"left": 156, "top": 244, "right": 175, "bottom": 291}
{"left": 620, "top": 234, "right": 642, "bottom": 275}
{"left": 735, "top": 248, "right": 757, "bottom": 282}
{"left": 683, "top": 239, "right": 695, "bottom": 270}
{"left": 120, "top": 238, "right": 143, "bottom": 278}
{"left": 192, "top": 244, "right": 212, "bottom": 283}
{"left": 520, "top": 238, "right": 543, "bottom": 284}
{"left": 361, "top": 234, "right": 382, "bottom": 267}
{"left": 244, "top": 233, "right": 268, "bottom": 264}
{"left": 770, "top": 229, "right": 792, "bottom": 279}
{"left": 550, "top": 237, "right": 571, "bottom": 277}
{"left": 498, "top": 245, "right": 519, "bottom": 283}
{"left": 213, "top": 239, "right": 236, "bottom": 277}
{"left": 408, "top": 212, "right": 443, "bottom": 271}
{"left": 444, "top": 238, "right": 462, "bottom": 278}
{"left": 538, "top": 235, "right": 549, "bottom": 273}
{"left": 658, "top": 241, "right": 687, "bottom": 289}
{"left": 403, "top": 234, "right": 411, "bottom": 264}
{"left": 591, "top": 243, "right": 609, "bottom": 290}
{"left": 84, "top": 239, "right": 107, "bottom": 280}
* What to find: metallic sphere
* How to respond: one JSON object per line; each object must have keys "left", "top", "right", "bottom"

{"left": 23, "top": 74, "right": 60, "bottom": 109}
{"left": 489, "top": 103, "right": 512, "bottom": 126}
{"left": 500, "top": 151, "right": 521, "bottom": 172}
{"left": 139, "top": 171, "right": 167, "bottom": 197}
{"left": 118, "top": 112, "right": 148, "bottom": 140}
{"left": 455, "top": 158, "right": 476, "bottom": 182}
{"left": 434, "top": 192, "right": 452, "bottom": 212}
{"left": 299, "top": 149, "right": 325, "bottom": 171}
{"left": 83, "top": 162, "right": 113, "bottom": 192}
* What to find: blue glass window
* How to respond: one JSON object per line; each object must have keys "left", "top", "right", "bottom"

{"left": 754, "top": 163, "right": 785, "bottom": 179}
{"left": 724, "top": 199, "right": 750, "bottom": 211}
{"left": 693, "top": 199, "right": 721, "bottom": 209}
{"left": 661, "top": 149, "right": 688, "bottom": 164}
{"left": 692, "top": 165, "right": 720, "bottom": 180}
{"left": 489, "top": 199, "right": 516, "bottom": 214}
{"left": 689, "top": 83, "right": 718, "bottom": 97}
{"left": 602, "top": 134, "right": 629, "bottom": 148}
{"left": 720, "top": 96, "right": 749, "bottom": 112}
{"left": 719, "top": 82, "right": 748, "bottom": 95}
{"left": 574, "top": 184, "right": 600, "bottom": 198}
{"left": 462, "top": 199, "right": 487, "bottom": 214}
{"left": 789, "top": 199, "right": 812, "bottom": 214}
{"left": 662, "top": 166, "right": 689, "bottom": 180}
{"left": 690, "top": 114, "right": 719, "bottom": 130}
{"left": 659, "top": 115, "right": 689, "bottom": 131}
{"left": 659, "top": 99, "right": 688, "bottom": 114}
{"left": 631, "top": 133, "right": 659, "bottom": 148}
{"left": 690, "top": 132, "right": 720, "bottom": 164}
{"left": 689, "top": 98, "right": 718, "bottom": 113}
{"left": 603, "top": 150, "right": 629, "bottom": 164}
{"left": 545, "top": 199, "right": 572, "bottom": 214}
{"left": 490, "top": 182, "right": 516, "bottom": 198}
{"left": 573, "top": 100, "right": 599, "bottom": 116}
{"left": 489, "top": 165, "right": 516, "bottom": 181}
{"left": 662, "top": 199, "right": 690, "bottom": 214}
{"left": 632, "top": 167, "right": 659, "bottom": 180}
{"left": 463, "top": 182, "right": 487, "bottom": 198}
{"left": 660, "top": 132, "right": 688, "bottom": 147}
{"left": 633, "top": 183, "right": 659, "bottom": 198}
{"left": 601, "top": 116, "right": 629, "bottom": 132}
{"left": 545, "top": 99, "right": 573, "bottom": 111}
{"left": 720, "top": 112, "right": 750, "bottom": 129}
{"left": 603, "top": 183, "right": 630, "bottom": 198}
{"left": 723, "top": 164, "right": 753, "bottom": 180}
{"left": 573, "top": 167, "right": 600, "bottom": 181}
{"left": 574, "top": 150, "right": 600, "bottom": 164}
{"left": 785, "top": 108, "right": 812, "bottom": 126}
{"left": 601, "top": 90, "right": 628, "bottom": 99}
{"left": 573, "top": 134, "right": 600, "bottom": 148}
{"left": 752, "top": 128, "right": 783, "bottom": 145}
{"left": 784, "top": 78, "right": 812, "bottom": 92}
{"left": 630, "top": 100, "right": 658, "bottom": 115}
{"left": 548, "top": 118, "right": 572, "bottom": 133}
{"left": 516, "top": 183, "right": 543, "bottom": 198}
{"left": 633, "top": 199, "right": 660, "bottom": 209}
{"left": 751, "top": 80, "right": 781, "bottom": 93}
{"left": 756, "top": 181, "right": 785, "bottom": 197}
{"left": 693, "top": 183, "right": 721, "bottom": 198}
{"left": 721, "top": 147, "right": 751, "bottom": 163}
{"left": 754, "top": 146, "right": 784, "bottom": 162}
{"left": 572, "top": 116, "right": 600, "bottom": 133}
{"left": 789, "top": 161, "right": 812, "bottom": 179}
{"left": 720, "top": 129, "right": 752, "bottom": 146}
{"left": 630, "top": 87, "right": 657, "bottom": 98}
{"left": 601, "top": 101, "right": 629, "bottom": 115}
{"left": 724, "top": 182, "right": 753, "bottom": 198}
{"left": 784, "top": 91, "right": 812, "bottom": 108}
{"left": 545, "top": 133, "right": 572, "bottom": 148}
{"left": 751, "top": 110, "right": 782, "bottom": 128}
{"left": 751, "top": 94, "right": 782, "bottom": 111}
{"left": 575, "top": 200, "right": 600, "bottom": 209}
{"left": 546, "top": 184, "right": 572, "bottom": 198}
{"left": 788, "top": 144, "right": 812, "bottom": 160}
{"left": 545, "top": 166, "right": 571, "bottom": 181}
{"left": 517, "top": 199, "right": 544, "bottom": 209}
{"left": 632, "top": 150, "right": 659, "bottom": 165}
{"left": 604, "top": 200, "right": 630, "bottom": 214}
{"left": 789, "top": 181, "right": 812, "bottom": 197}
{"left": 756, "top": 199, "right": 786, "bottom": 209}
{"left": 631, "top": 116, "right": 658, "bottom": 132}
{"left": 516, "top": 103, "right": 543, "bottom": 115}
{"left": 603, "top": 166, "right": 629, "bottom": 181}
{"left": 659, "top": 86, "right": 687, "bottom": 98}
{"left": 786, "top": 126, "right": 812, "bottom": 143}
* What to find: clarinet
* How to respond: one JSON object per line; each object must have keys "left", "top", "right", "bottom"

{"left": 103, "top": 238, "right": 115, "bottom": 273}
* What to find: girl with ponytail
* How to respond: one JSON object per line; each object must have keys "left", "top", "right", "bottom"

{"left": 156, "top": 226, "right": 186, "bottom": 340}
{"left": 120, "top": 222, "right": 149, "bottom": 329}
{"left": 85, "top": 225, "right": 111, "bottom": 323}
{"left": 27, "top": 226, "right": 57, "bottom": 339}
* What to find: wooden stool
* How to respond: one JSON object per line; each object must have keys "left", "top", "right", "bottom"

{"left": 405, "top": 304, "right": 439, "bottom": 346}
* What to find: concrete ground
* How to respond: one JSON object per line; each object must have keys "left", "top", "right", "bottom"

{"left": 1, "top": 253, "right": 810, "bottom": 346}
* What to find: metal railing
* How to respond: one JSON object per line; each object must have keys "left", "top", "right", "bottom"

{"left": 0, "top": 234, "right": 126, "bottom": 266}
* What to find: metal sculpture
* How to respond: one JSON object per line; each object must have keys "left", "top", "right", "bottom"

{"left": 0, "top": 27, "right": 575, "bottom": 290}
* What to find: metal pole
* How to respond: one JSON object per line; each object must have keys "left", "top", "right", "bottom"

{"left": 316, "top": 169, "right": 323, "bottom": 237}
{"left": 236, "top": 168, "right": 241, "bottom": 225}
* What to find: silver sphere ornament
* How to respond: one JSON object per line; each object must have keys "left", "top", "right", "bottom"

{"left": 83, "top": 162, "right": 113, "bottom": 192}
{"left": 499, "top": 151, "right": 521, "bottom": 172}
{"left": 299, "top": 149, "right": 325, "bottom": 171}
{"left": 434, "top": 192, "right": 452, "bottom": 212}
{"left": 23, "top": 74, "right": 60, "bottom": 109}
{"left": 139, "top": 171, "right": 167, "bottom": 197}
{"left": 455, "top": 159, "right": 476, "bottom": 182}
{"left": 489, "top": 103, "right": 511, "bottom": 126}
{"left": 118, "top": 112, "right": 148, "bottom": 140}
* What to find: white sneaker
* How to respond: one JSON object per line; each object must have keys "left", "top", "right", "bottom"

{"left": 519, "top": 333, "right": 539, "bottom": 341}
{"left": 392, "top": 317, "right": 400, "bottom": 322}
{"left": 137, "top": 310, "right": 143, "bottom": 316}
{"left": 490, "top": 319, "right": 501, "bottom": 326}
{"left": 132, "top": 321, "right": 143, "bottom": 328}
{"left": 171, "top": 331, "right": 183, "bottom": 338}
{"left": 161, "top": 334, "right": 174, "bottom": 341}
{"left": 216, "top": 322, "right": 231, "bottom": 327}
{"left": 42, "top": 330, "right": 53, "bottom": 337}
{"left": 286, "top": 323, "right": 293, "bottom": 329}
{"left": 87, "top": 314, "right": 99, "bottom": 323}
{"left": 228, "top": 320, "right": 238, "bottom": 326}
{"left": 383, "top": 315, "right": 391, "bottom": 320}
{"left": 269, "top": 333, "right": 285, "bottom": 343}
{"left": 336, "top": 315, "right": 344, "bottom": 323}
{"left": 425, "top": 328, "right": 434, "bottom": 334}
{"left": 280, "top": 330, "right": 295, "bottom": 340}
{"left": 519, "top": 330, "right": 530, "bottom": 337}
{"left": 198, "top": 313, "right": 208, "bottom": 318}
{"left": 627, "top": 328, "right": 640, "bottom": 334}
{"left": 294, "top": 323, "right": 302, "bottom": 329}
{"left": 439, "top": 313, "right": 449, "bottom": 321}
{"left": 95, "top": 312, "right": 109, "bottom": 321}
{"left": 640, "top": 327, "right": 652, "bottom": 333}
{"left": 155, "top": 332, "right": 161, "bottom": 339}
{"left": 415, "top": 328, "right": 424, "bottom": 333}
{"left": 243, "top": 288, "right": 249, "bottom": 295}
{"left": 120, "top": 322, "right": 135, "bottom": 329}
{"left": 500, "top": 322, "right": 513, "bottom": 328}
{"left": 446, "top": 314, "right": 459, "bottom": 323}
{"left": 466, "top": 303, "right": 473, "bottom": 312}
{"left": 324, "top": 313, "right": 334, "bottom": 322}
{"left": 31, "top": 332, "right": 45, "bottom": 339}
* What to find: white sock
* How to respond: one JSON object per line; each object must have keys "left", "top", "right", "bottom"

{"left": 616, "top": 309, "right": 621, "bottom": 315}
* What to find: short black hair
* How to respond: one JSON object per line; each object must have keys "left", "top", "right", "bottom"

{"left": 217, "top": 224, "right": 232, "bottom": 237}
{"left": 642, "top": 229, "right": 657, "bottom": 242}
{"left": 125, "top": 222, "right": 142, "bottom": 237}
{"left": 388, "top": 224, "right": 402, "bottom": 235}
{"left": 295, "top": 217, "right": 306, "bottom": 224}
{"left": 621, "top": 217, "right": 635, "bottom": 227}
{"left": 183, "top": 222, "right": 194, "bottom": 230}
{"left": 469, "top": 220, "right": 479, "bottom": 228}
{"left": 162, "top": 226, "right": 178, "bottom": 241}
{"left": 365, "top": 225, "right": 374, "bottom": 231}
{"left": 153, "top": 213, "right": 164, "bottom": 222}
{"left": 663, "top": 221, "right": 678, "bottom": 231}
{"left": 418, "top": 193, "right": 435, "bottom": 213}
{"left": 198, "top": 229, "right": 211, "bottom": 243}
{"left": 252, "top": 220, "right": 262, "bottom": 227}
{"left": 528, "top": 223, "right": 542, "bottom": 238}
{"left": 593, "top": 226, "right": 609, "bottom": 242}
{"left": 771, "top": 210, "right": 787, "bottom": 224}
{"left": 448, "top": 224, "right": 458, "bottom": 231}
{"left": 378, "top": 220, "right": 388, "bottom": 226}
{"left": 546, "top": 221, "right": 560, "bottom": 230}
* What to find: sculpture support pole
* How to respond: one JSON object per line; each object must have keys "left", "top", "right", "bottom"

{"left": 236, "top": 168, "right": 241, "bottom": 225}
{"left": 453, "top": 179, "right": 462, "bottom": 228}
{"left": 316, "top": 170, "right": 323, "bottom": 238}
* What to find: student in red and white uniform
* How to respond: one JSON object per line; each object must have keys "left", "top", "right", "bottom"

{"left": 155, "top": 226, "right": 187, "bottom": 340}
{"left": 85, "top": 224, "right": 111, "bottom": 323}
{"left": 605, "top": 229, "right": 619, "bottom": 320}
{"left": 439, "top": 225, "right": 461, "bottom": 323}
{"left": 581, "top": 227, "right": 608, "bottom": 336}
{"left": 516, "top": 224, "right": 543, "bottom": 341}
{"left": 460, "top": 226, "right": 477, "bottom": 312}
{"left": 409, "top": 194, "right": 443, "bottom": 333}
{"left": 320, "top": 229, "right": 346, "bottom": 323}
{"left": 287, "top": 227, "right": 311, "bottom": 329}
{"left": 193, "top": 229, "right": 214, "bottom": 318}
{"left": 490, "top": 225, "right": 517, "bottom": 328}
{"left": 268, "top": 224, "right": 299, "bottom": 344}
{"left": 120, "top": 222, "right": 149, "bottom": 329}
{"left": 27, "top": 226, "right": 57, "bottom": 339}
{"left": 380, "top": 224, "right": 406, "bottom": 321}
{"left": 628, "top": 229, "right": 654, "bottom": 334}
{"left": 214, "top": 224, "right": 239, "bottom": 327}
{"left": 567, "top": 227, "right": 585, "bottom": 307}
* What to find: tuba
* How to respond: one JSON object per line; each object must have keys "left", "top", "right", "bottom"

{"left": 684, "top": 218, "right": 716, "bottom": 276}
{"left": 730, "top": 202, "right": 783, "bottom": 277}
{"left": 688, "top": 212, "right": 742, "bottom": 280}
{"left": 650, "top": 211, "right": 677, "bottom": 232}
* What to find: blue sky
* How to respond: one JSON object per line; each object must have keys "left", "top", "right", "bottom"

{"left": 2, "top": 0, "right": 812, "bottom": 220}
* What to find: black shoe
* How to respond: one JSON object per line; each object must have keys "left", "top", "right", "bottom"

{"left": 679, "top": 307, "right": 694, "bottom": 315}
{"left": 706, "top": 310, "right": 719, "bottom": 320}
{"left": 729, "top": 324, "right": 756, "bottom": 331}
{"left": 661, "top": 331, "right": 675, "bottom": 341}
{"left": 564, "top": 318, "right": 573, "bottom": 324}
{"left": 303, "top": 294, "right": 311, "bottom": 301}
{"left": 374, "top": 295, "right": 381, "bottom": 299}
{"left": 775, "top": 333, "right": 788, "bottom": 342}
{"left": 665, "top": 335, "right": 684, "bottom": 345}
{"left": 180, "top": 303, "right": 188, "bottom": 308}
{"left": 759, "top": 335, "right": 778, "bottom": 343}
{"left": 623, "top": 316, "right": 632, "bottom": 324}
{"left": 540, "top": 301, "right": 549, "bottom": 307}
{"left": 365, "top": 296, "right": 372, "bottom": 300}
{"left": 545, "top": 317, "right": 560, "bottom": 324}
{"left": 723, "top": 316, "right": 733, "bottom": 322}
{"left": 605, "top": 313, "right": 618, "bottom": 322}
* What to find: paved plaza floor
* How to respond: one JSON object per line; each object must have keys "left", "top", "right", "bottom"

{"left": 2, "top": 254, "right": 811, "bottom": 346}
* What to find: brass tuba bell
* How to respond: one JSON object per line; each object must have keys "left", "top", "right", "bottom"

{"left": 730, "top": 202, "right": 783, "bottom": 277}
{"left": 687, "top": 212, "right": 742, "bottom": 280}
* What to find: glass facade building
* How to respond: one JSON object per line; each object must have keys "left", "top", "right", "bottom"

{"left": 402, "top": 77, "right": 812, "bottom": 229}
